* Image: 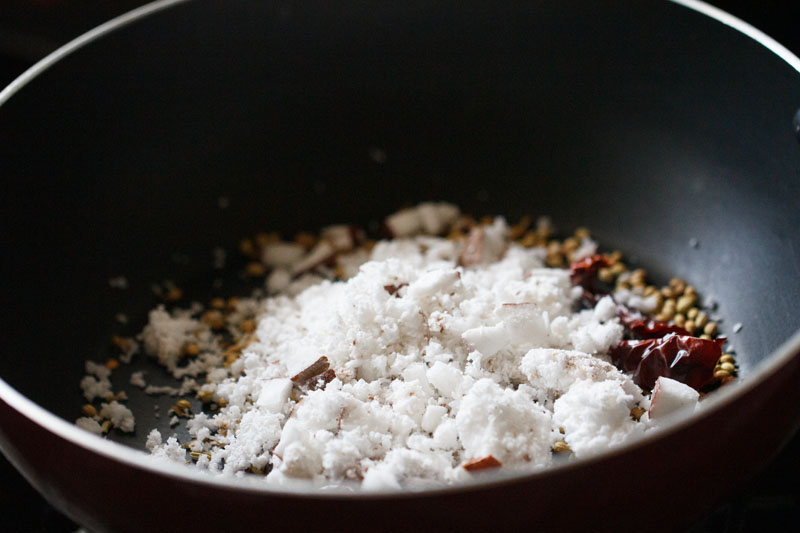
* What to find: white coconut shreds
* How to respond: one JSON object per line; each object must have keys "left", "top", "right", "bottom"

{"left": 132, "top": 204, "right": 672, "bottom": 490}
{"left": 77, "top": 203, "right": 697, "bottom": 488}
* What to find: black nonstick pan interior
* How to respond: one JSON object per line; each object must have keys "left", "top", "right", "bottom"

{"left": 1, "top": 0, "right": 799, "bottom": 462}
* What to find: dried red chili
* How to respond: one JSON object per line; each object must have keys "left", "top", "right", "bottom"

{"left": 610, "top": 335, "right": 724, "bottom": 390}
{"left": 569, "top": 254, "right": 612, "bottom": 296}
{"left": 569, "top": 256, "right": 725, "bottom": 391}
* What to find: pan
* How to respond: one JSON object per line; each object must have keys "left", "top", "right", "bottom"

{"left": 1, "top": 0, "right": 799, "bottom": 530}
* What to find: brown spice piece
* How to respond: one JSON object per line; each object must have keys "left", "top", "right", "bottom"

{"left": 172, "top": 399, "right": 192, "bottom": 417}
{"left": 190, "top": 451, "right": 212, "bottom": 462}
{"left": 245, "top": 262, "right": 266, "bottom": 277}
{"left": 196, "top": 389, "right": 214, "bottom": 403}
{"left": 202, "top": 310, "right": 226, "bottom": 330}
{"left": 574, "top": 227, "right": 590, "bottom": 240}
{"left": 210, "top": 297, "right": 226, "bottom": 310}
{"left": 713, "top": 369, "right": 730, "bottom": 380}
{"left": 291, "top": 356, "right": 331, "bottom": 386}
{"left": 239, "top": 238, "right": 256, "bottom": 258}
{"left": 182, "top": 342, "right": 200, "bottom": 357}
{"left": 630, "top": 406, "right": 646, "bottom": 421}
{"left": 105, "top": 358, "right": 120, "bottom": 371}
{"left": 508, "top": 215, "right": 531, "bottom": 241}
{"left": 224, "top": 347, "right": 242, "bottom": 367}
{"left": 383, "top": 283, "right": 408, "bottom": 296}
{"left": 111, "top": 335, "right": 135, "bottom": 353}
{"left": 255, "top": 232, "right": 280, "bottom": 249}
{"left": 462, "top": 455, "right": 502, "bottom": 471}
{"left": 519, "top": 231, "right": 539, "bottom": 248}
{"left": 163, "top": 286, "right": 183, "bottom": 303}
{"left": 552, "top": 441, "right": 572, "bottom": 454}
{"left": 240, "top": 319, "right": 256, "bottom": 334}
{"left": 81, "top": 404, "right": 97, "bottom": 417}
{"left": 545, "top": 253, "right": 564, "bottom": 268}
{"left": 294, "top": 232, "right": 317, "bottom": 250}
{"left": 308, "top": 368, "right": 337, "bottom": 391}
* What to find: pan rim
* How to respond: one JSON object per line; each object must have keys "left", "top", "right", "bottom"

{"left": 1, "top": 0, "right": 799, "bottom": 108}
{"left": 1, "top": 0, "right": 799, "bottom": 499}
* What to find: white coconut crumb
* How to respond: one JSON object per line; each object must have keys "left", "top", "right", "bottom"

{"left": 80, "top": 375, "right": 113, "bottom": 402}
{"left": 81, "top": 200, "right": 742, "bottom": 493}
{"left": 385, "top": 202, "right": 460, "bottom": 237}
{"left": 85, "top": 360, "right": 112, "bottom": 380}
{"left": 76, "top": 417, "right": 103, "bottom": 435}
{"left": 732, "top": 322, "right": 743, "bottom": 333}
{"left": 150, "top": 435, "right": 186, "bottom": 463}
{"left": 143, "top": 205, "right": 664, "bottom": 489}
{"left": 141, "top": 306, "right": 200, "bottom": 373}
{"left": 613, "top": 288, "right": 659, "bottom": 313}
{"left": 179, "top": 378, "right": 199, "bottom": 396}
{"left": 145, "top": 429, "right": 163, "bottom": 450}
{"left": 265, "top": 268, "right": 292, "bottom": 294}
{"left": 99, "top": 401, "right": 135, "bottom": 433}
{"left": 130, "top": 371, "right": 147, "bottom": 388}
{"left": 553, "top": 379, "right": 643, "bottom": 457}
{"left": 117, "top": 338, "right": 140, "bottom": 364}
{"left": 262, "top": 242, "right": 306, "bottom": 268}
{"left": 456, "top": 379, "right": 554, "bottom": 466}
{"left": 648, "top": 376, "right": 699, "bottom": 422}
{"left": 571, "top": 237, "right": 598, "bottom": 261}
{"left": 144, "top": 385, "right": 181, "bottom": 396}
{"left": 108, "top": 276, "right": 128, "bottom": 289}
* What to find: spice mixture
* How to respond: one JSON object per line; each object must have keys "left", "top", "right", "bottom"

{"left": 75, "top": 203, "right": 736, "bottom": 489}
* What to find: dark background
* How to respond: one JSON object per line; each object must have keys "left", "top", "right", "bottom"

{"left": 1, "top": 1, "right": 799, "bottom": 531}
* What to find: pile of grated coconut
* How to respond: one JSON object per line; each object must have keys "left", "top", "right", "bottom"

{"left": 77, "top": 203, "right": 705, "bottom": 489}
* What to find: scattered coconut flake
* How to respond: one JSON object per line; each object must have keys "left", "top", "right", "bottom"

{"left": 99, "top": 401, "right": 135, "bottom": 433}
{"left": 76, "top": 417, "right": 103, "bottom": 435}
{"left": 144, "top": 385, "right": 181, "bottom": 396}
{"left": 80, "top": 374, "right": 113, "bottom": 402}
{"left": 146, "top": 429, "right": 163, "bottom": 451}
{"left": 732, "top": 322, "right": 743, "bottom": 333}
{"left": 130, "top": 371, "right": 147, "bottom": 388}
{"left": 150, "top": 435, "right": 186, "bottom": 462}
{"left": 648, "top": 376, "right": 699, "bottom": 421}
